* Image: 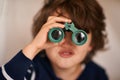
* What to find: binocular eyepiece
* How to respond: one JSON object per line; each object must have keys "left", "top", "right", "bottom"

{"left": 48, "top": 22, "right": 87, "bottom": 45}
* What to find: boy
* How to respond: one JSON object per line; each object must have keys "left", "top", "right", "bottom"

{"left": 0, "top": 0, "right": 108, "bottom": 80}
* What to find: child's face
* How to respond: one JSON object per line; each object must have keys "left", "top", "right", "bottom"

{"left": 46, "top": 31, "right": 92, "bottom": 69}
{"left": 45, "top": 11, "right": 92, "bottom": 69}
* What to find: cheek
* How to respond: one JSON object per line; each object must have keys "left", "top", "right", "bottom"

{"left": 72, "top": 46, "right": 90, "bottom": 64}
{"left": 46, "top": 48, "right": 55, "bottom": 57}
{"left": 75, "top": 36, "right": 92, "bottom": 62}
{"left": 45, "top": 47, "right": 59, "bottom": 60}
{"left": 75, "top": 48, "right": 88, "bottom": 62}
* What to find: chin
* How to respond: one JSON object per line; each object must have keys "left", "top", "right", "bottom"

{"left": 56, "top": 61, "right": 75, "bottom": 69}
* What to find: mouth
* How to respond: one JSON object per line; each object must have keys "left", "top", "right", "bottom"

{"left": 58, "top": 50, "right": 74, "bottom": 58}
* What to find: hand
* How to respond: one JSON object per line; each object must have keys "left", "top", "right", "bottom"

{"left": 23, "top": 16, "right": 71, "bottom": 60}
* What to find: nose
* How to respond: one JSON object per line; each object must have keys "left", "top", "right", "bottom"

{"left": 59, "top": 32, "right": 73, "bottom": 46}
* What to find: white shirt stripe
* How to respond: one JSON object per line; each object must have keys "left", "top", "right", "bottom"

{"left": 1, "top": 65, "right": 14, "bottom": 80}
{"left": 30, "top": 69, "right": 36, "bottom": 80}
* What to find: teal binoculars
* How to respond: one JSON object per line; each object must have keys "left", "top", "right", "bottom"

{"left": 48, "top": 22, "right": 87, "bottom": 45}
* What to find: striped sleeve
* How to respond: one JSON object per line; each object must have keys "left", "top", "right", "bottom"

{"left": 0, "top": 50, "right": 33, "bottom": 80}
{"left": 1, "top": 65, "right": 13, "bottom": 80}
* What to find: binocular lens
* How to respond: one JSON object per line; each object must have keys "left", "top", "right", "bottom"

{"left": 72, "top": 30, "right": 87, "bottom": 45}
{"left": 75, "top": 32, "right": 85, "bottom": 43}
{"left": 51, "top": 30, "right": 62, "bottom": 40}
{"left": 48, "top": 28, "right": 64, "bottom": 43}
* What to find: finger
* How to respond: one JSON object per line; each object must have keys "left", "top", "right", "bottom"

{"left": 48, "top": 23, "right": 65, "bottom": 28}
{"left": 43, "top": 22, "right": 65, "bottom": 32}
{"left": 47, "top": 16, "right": 71, "bottom": 24}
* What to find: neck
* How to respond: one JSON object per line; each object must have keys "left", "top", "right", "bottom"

{"left": 52, "top": 64, "right": 84, "bottom": 80}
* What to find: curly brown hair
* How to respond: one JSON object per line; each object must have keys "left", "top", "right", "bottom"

{"left": 32, "top": 0, "right": 107, "bottom": 63}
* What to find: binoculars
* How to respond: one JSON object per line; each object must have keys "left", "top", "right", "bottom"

{"left": 48, "top": 22, "right": 87, "bottom": 45}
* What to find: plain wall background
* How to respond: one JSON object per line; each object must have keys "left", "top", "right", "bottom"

{"left": 0, "top": 0, "right": 120, "bottom": 80}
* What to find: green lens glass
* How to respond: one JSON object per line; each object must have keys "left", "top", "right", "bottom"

{"left": 48, "top": 28, "right": 64, "bottom": 43}
{"left": 72, "top": 30, "right": 87, "bottom": 45}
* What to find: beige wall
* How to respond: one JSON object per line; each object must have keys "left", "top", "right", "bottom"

{"left": 0, "top": 0, "right": 120, "bottom": 80}
{"left": 0, "top": 0, "right": 43, "bottom": 64}
{"left": 94, "top": 0, "right": 120, "bottom": 80}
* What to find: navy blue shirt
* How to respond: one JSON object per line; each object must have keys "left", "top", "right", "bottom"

{"left": 0, "top": 50, "right": 109, "bottom": 80}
